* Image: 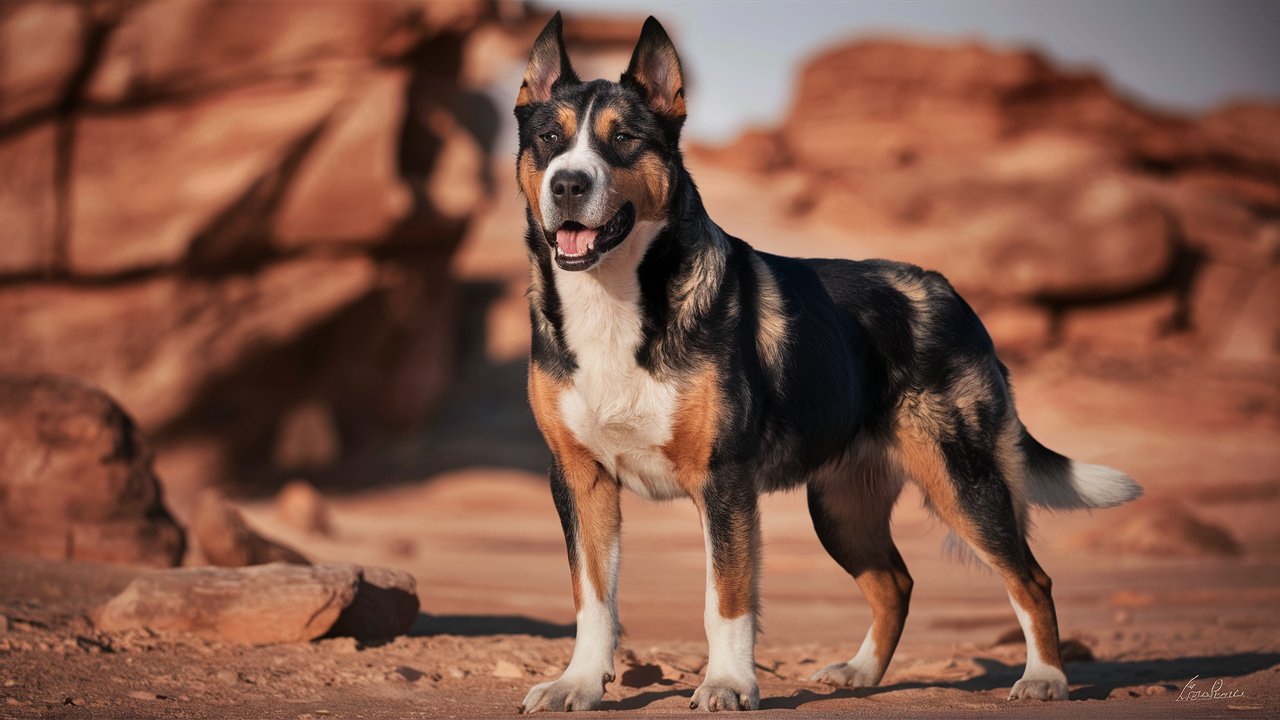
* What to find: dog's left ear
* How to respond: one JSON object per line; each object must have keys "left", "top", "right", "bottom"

{"left": 623, "top": 17, "right": 686, "bottom": 132}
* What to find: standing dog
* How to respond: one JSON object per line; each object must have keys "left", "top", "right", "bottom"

{"left": 515, "top": 13, "right": 1141, "bottom": 712}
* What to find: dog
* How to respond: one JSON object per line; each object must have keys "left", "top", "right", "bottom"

{"left": 514, "top": 13, "right": 1142, "bottom": 712}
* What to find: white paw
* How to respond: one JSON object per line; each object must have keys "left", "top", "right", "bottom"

{"left": 809, "top": 660, "right": 882, "bottom": 688}
{"left": 1008, "top": 671, "right": 1069, "bottom": 701}
{"left": 690, "top": 677, "right": 760, "bottom": 711}
{"left": 520, "top": 674, "right": 608, "bottom": 713}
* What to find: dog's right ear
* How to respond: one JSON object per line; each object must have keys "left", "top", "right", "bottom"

{"left": 517, "top": 12, "right": 578, "bottom": 108}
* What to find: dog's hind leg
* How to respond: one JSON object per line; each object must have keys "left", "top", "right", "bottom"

{"left": 895, "top": 409, "right": 1069, "bottom": 701}
{"left": 806, "top": 441, "right": 913, "bottom": 689}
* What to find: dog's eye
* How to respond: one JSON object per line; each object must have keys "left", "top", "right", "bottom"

{"left": 539, "top": 132, "right": 560, "bottom": 144}
{"left": 614, "top": 132, "right": 636, "bottom": 144}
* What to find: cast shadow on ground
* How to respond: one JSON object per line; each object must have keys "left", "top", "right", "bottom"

{"left": 410, "top": 613, "right": 574, "bottom": 638}
{"left": 611, "top": 652, "right": 1280, "bottom": 711}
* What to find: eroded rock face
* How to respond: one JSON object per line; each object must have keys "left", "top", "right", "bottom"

{"left": 0, "top": 0, "right": 495, "bottom": 505}
{"left": 0, "top": 374, "right": 185, "bottom": 567}
{"left": 693, "top": 39, "right": 1280, "bottom": 363}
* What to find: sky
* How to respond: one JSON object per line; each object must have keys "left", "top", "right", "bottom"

{"left": 547, "top": 0, "right": 1280, "bottom": 142}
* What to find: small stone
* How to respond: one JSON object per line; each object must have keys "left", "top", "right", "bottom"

{"left": 1145, "top": 685, "right": 1167, "bottom": 695}
{"left": 275, "top": 480, "right": 335, "bottom": 536}
{"left": 127, "top": 690, "right": 157, "bottom": 701}
{"left": 991, "top": 626, "right": 1024, "bottom": 646}
{"left": 620, "top": 663, "right": 664, "bottom": 688}
{"left": 393, "top": 666, "right": 425, "bottom": 683}
{"left": 191, "top": 489, "right": 310, "bottom": 567}
{"left": 1059, "top": 638, "right": 1095, "bottom": 663}
{"left": 492, "top": 660, "right": 523, "bottom": 679}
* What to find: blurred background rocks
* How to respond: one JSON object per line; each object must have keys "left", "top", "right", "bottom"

{"left": 0, "top": 0, "right": 509, "bottom": 517}
{"left": 0, "top": 1, "right": 1276, "bottom": 547}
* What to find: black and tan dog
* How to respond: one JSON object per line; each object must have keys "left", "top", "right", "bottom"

{"left": 515, "top": 14, "right": 1141, "bottom": 713}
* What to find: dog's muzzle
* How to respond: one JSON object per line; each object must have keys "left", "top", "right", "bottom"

{"left": 547, "top": 202, "right": 636, "bottom": 271}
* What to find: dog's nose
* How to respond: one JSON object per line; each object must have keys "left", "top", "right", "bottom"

{"left": 549, "top": 169, "right": 592, "bottom": 211}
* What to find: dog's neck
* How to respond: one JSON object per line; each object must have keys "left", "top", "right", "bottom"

{"left": 528, "top": 167, "right": 731, "bottom": 377}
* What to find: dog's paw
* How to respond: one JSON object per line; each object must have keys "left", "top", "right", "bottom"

{"left": 519, "top": 675, "right": 606, "bottom": 713}
{"left": 809, "top": 660, "right": 881, "bottom": 689}
{"left": 1008, "top": 675, "right": 1069, "bottom": 701}
{"left": 689, "top": 678, "right": 760, "bottom": 711}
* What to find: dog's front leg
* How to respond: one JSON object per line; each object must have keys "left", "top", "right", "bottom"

{"left": 521, "top": 461, "right": 621, "bottom": 713}
{"left": 691, "top": 474, "right": 761, "bottom": 711}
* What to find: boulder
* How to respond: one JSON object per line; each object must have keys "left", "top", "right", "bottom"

{"left": 0, "top": 374, "right": 184, "bottom": 567}
{"left": 190, "top": 489, "right": 309, "bottom": 567}
{"left": 94, "top": 563, "right": 360, "bottom": 644}
{"left": 93, "top": 562, "right": 419, "bottom": 644}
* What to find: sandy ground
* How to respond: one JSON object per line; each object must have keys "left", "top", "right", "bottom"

{"left": 3, "top": 162, "right": 1280, "bottom": 718}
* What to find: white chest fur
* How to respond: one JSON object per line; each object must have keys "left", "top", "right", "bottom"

{"left": 553, "top": 222, "right": 685, "bottom": 501}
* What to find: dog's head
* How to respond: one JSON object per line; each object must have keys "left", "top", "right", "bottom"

{"left": 515, "top": 13, "right": 686, "bottom": 271}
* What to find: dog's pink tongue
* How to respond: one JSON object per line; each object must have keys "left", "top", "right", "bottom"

{"left": 556, "top": 226, "right": 598, "bottom": 256}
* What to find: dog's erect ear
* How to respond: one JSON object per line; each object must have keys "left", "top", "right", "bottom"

{"left": 623, "top": 17, "right": 686, "bottom": 126}
{"left": 517, "top": 12, "right": 578, "bottom": 107}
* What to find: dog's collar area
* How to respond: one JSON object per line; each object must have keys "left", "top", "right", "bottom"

{"left": 547, "top": 202, "right": 636, "bottom": 271}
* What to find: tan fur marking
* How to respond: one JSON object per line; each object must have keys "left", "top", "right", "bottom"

{"left": 517, "top": 151, "right": 545, "bottom": 228}
{"left": 749, "top": 253, "right": 788, "bottom": 370}
{"left": 662, "top": 369, "right": 721, "bottom": 497}
{"left": 892, "top": 411, "right": 990, "bottom": 567}
{"left": 556, "top": 105, "right": 577, "bottom": 140}
{"left": 1009, "top": 565, "right": 1064, "bottom": 671}
{"left": 660, "top": 370, "right": 752, "bottom": 619}
{"left": 593, "top": 106, "right": 620, "bottom": 141}
{"left": 858, "top": 568, "right": 912, "bottom": 669}
{"left": 529, "top": 366, "right": 619, "bottom": 608}
{"left": 894, "top": 406, "right": 1062, "bottom": 673}
{"left": 713, "top": 508, "right": 758, "bottom": 620}
{"left": 612, "top": 152, "right": 671, "bottom": 222}
{"left": 516, "top": 83, "right": 532, "bottom": 107}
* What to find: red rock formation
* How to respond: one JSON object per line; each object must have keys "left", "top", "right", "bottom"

{"left": 693, "top": 38, "right": 1280, "bottom": 364}
{"left": 0, "top": 0, "right": 501, "bottom": 504}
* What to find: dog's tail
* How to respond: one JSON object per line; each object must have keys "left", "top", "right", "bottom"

{"left": 1018, "top": 426, "right": 1142, "bottom": 510}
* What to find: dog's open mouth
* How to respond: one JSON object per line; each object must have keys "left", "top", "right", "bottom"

{"left": 549, "top": 202, "right": 636, "bottom": 271}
